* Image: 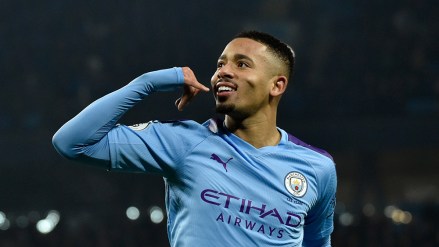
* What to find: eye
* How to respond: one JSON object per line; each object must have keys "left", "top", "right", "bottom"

{"left": 237, "top": 61, "right": 249, "bottom": 68}
{"left": 217, "top": 61, "right": 225, "bottom": 68}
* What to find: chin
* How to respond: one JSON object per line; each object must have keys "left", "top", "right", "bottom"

{"left": 215, "top": 103, "right": 236, "bottom": 114}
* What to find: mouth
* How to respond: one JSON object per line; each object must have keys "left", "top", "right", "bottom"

{"left": 215, "top": 81, "right": 237, "bottom": 97}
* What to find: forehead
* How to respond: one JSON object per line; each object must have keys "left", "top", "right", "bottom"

{"left": 219, "top": 38, "right": 269, "bottom": 60}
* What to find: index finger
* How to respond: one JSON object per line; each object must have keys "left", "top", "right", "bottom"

{"left": 189, "top": 80, "right": 210, "bottom": 92}
{"left": 182, "top": 67, "right": 210, "bottom": 92}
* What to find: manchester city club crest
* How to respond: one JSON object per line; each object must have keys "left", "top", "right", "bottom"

{"left": 284, "top": 172, "right": 308, "bottom": 197}
{"left": 128, "top": 122, "right": 151, "bottom": 131}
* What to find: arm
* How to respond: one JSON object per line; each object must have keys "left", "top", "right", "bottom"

{"left": 52, "top": 67, "right": 209, "bottom": 168}
{"left": 303, "top": 161, "right": 337, "bottom": 247}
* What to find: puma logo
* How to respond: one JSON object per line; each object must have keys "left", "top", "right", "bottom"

{"left": 210, "top": 153, "right": 233, "bottom": 172}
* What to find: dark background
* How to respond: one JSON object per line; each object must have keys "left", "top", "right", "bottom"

{"left": 1, "top": 0, "right": 438, "bottom": 246}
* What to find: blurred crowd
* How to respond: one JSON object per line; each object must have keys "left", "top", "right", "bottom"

{"left": 1, "top": 0, "right": 438, "bottom": 134}
{"left": 1, "top": 0, "right": 438, "bottom": 246}
{"left": 1, "top": 205, "right": 438, "bottom": 247}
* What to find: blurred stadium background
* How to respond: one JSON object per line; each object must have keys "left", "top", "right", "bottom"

{"left": 1, "top": 0, "right": 438, "bottom": 246}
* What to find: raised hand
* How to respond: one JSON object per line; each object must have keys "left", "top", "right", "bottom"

{"left": 175, "top": 67, "right": 210, "bottom": 111}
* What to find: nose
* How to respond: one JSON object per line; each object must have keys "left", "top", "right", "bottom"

{"left": 217, "top": 63, "right": 234, "bottom": 79}
{"left": 211, "top": 64, "right": 233, "bottom": 85}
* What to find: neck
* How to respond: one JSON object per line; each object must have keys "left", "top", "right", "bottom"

{"left": 224, "top": 113, "right": 281, "bottom": 148}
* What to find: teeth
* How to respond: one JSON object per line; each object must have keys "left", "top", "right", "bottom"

{"left": 218, "top": 86, "right": 234, "bottom": 92}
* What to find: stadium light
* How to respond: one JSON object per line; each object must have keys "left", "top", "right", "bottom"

{"left": 36, "top": 210, "right": 60, "bottom": 234}
{"left": 149, "top": 206, "right": 164, "bottom": 224}
{"left": 0, "top": 211, "right": 10, "bottom": 230}
{"left": 126, "top": 206, "right": 140, "bottom": 220}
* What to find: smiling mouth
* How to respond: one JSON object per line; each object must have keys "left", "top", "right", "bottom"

{"left": 217, "top": 86, "right": 235, "bottom": 93}
{"left": 216, "top": 86, "right": 236, "bottom": 98}
{"left": 215, "top": 81, "right": 237, "bottom": 96}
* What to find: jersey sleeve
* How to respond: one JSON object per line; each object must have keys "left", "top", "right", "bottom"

{"left": 303, "top": 158, "right": 337, "bottom": 247}
{"left": 52, "top": 67, "right": 185, "bottom": 170}
{"left": 106, "top": 120, "right": 207, "bottom": 177}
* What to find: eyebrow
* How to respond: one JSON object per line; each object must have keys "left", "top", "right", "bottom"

{"left": 218, "top": 53, "right": 254, "bottom": 63}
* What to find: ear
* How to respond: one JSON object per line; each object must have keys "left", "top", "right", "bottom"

{"left": 270, "top": 76, "right": 288, "bottom": 97}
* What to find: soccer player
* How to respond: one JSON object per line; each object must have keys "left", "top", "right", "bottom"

{"left": 53, "top": 31, "right": 337, "bottom": 246}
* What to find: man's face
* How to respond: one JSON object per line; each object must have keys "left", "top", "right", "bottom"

{"left": 210, "top": 38, "right": 280, "bottom": 119}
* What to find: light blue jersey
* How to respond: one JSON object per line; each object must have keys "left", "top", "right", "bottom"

{"left": 53, "top": 68, "right": 337, "bottom": 247}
